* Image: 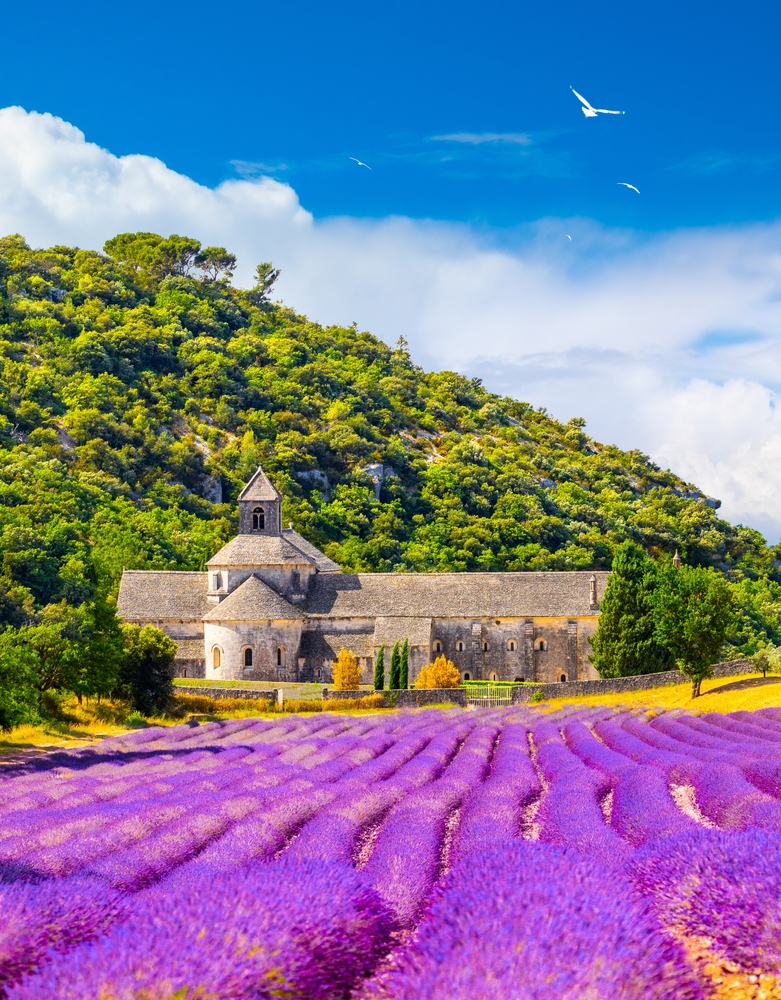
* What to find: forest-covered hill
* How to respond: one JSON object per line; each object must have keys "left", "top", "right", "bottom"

{"left": 0, "top": 231, "right": 779, "bottom": 656}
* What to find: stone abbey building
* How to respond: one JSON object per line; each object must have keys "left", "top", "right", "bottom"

{"left": 118, "top": 466, "right": 607, "bottom": 685}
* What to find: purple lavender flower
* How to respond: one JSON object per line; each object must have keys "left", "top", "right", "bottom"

{"left": 630, "top": 827, "right": 781, "bottom": 973}
{"left": 9, "top": 859, "right": 394, "bottom": 1000}
{"left": 366, "top": 843, "right": 706, "bottom": 1000}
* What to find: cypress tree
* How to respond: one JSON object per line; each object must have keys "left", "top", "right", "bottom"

{"left": 389, "top": 640, "right": 401, "bottom": 689}
{"left": 374, "top": 644, "right": 385, "bottom": 690}
{"left": 589, "top": 540, "right": 674, "bottom": 678}
{"left": 400, "top": 638, "right": 409, "bottom": 689}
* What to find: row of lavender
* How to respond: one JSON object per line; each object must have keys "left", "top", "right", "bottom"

{"left": 3, "top": 705, "right": 781, "bottom": 997}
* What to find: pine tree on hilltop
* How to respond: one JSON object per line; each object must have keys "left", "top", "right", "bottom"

{"left": 589, "top": 541, "right": 674, "bottom": 678}
{"left": 389, "top": 641, "right": 401, "bottom": 690}
{"left": 374, "top": 644, "right": 385, "bottom": 691}
{"left": 400, "top": 638, "right": 409, "bottom": 689}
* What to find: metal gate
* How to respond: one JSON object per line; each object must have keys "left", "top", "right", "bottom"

{"left": 464, "top": 682, "right": 512, "bottom": 708}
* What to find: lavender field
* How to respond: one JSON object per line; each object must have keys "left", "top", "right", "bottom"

{"left": 2, "top": 706, "right": 781, "bottom": 999}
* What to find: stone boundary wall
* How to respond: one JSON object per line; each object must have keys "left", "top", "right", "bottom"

{"left": 510, "top": 658, "right": 754, "bottom": 703}
{"left": 172, "top": 686, "right": 277, "bottom": 702}
{"left": 177, "top": 659, "right": 755, "bottom": 708}
{"left": 322, "top": 688, "right": 467, "bottom": 707}
{"left": 326, "top": 658, "right": 756, "bottom": 708}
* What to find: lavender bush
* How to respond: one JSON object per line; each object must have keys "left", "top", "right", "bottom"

{"left": 2, "top": 705, "right": 780, "bottom": 995}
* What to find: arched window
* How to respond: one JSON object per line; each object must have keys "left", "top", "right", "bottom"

{"left": 463, "top": 672, "right": 471, "bottom": 681}
{"left": 482, "top": 640, "right": 490, "bottom": 653}
{"left": 213, "top": 647, "right": 221, "bottom": 670}
{"left": 433, "top": 640, "right": 442, "bottom": 654}
{"left": 489, "top": 671, "right": 498, "bottom": 681}
{"left": 506, "top": 639, "right": 517, "bottom": 652}
{"left": 455, "top": 640, "right": 465, "bottom": 653}
{"left": 560, "top": 673, "right": 567, "bottom": 683}
{"left": 277, "top": 646, "right": 285, "bottom": 667}
{"left": 315, "top": 667, "right": 321, "bottom": 680}
{"left": 252, "top": 506, "right": 265, "bottom": 531}
{"left": 244, "top": 648, "right": 253, "bottom": 668}
{"left": 182, "top": 668, "right": 187, "bottom": 678}
{"left": 534, "top": 638, "right": 547, "bottom": 652}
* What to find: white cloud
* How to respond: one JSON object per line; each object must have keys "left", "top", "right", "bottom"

{"left": 431, "top": 132, "right": 533, "bottom": 145}
{"left": 3, "top": 105, "right": 781, "bottom": 539}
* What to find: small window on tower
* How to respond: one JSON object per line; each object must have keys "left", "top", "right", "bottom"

{"left": 213, "top": 647, "right": 221, "bottom": 670}
{"left": 252, "top": 506, "right": 265, "bottom": 531}
{"left": 433, "top": 640, "right": 442, "bottom": 654}
{"left": 456, "top": 640, "right": 465, "bottom": 652}
{"left": 507, "top": 639, "right": 517, "bottom": 652}
{"left": 277, "top": 646, "right": 285, "bottom": 667}
{"left": 482, "top": 641, "right": 490, "bottom": 653}
{"left": 244, "top": 648, "right": 253, "bottom": 668}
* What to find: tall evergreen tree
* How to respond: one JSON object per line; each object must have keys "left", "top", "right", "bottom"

{"left": 400, "top": 638, "right": 409, "bottom": 689}
{"left": 589, "top": 540, "right": 674, "bottom": 678}
{"left": 389, "top": 641, "right": 401, "bottom": 689}
{"left": 374, "top": 644, "right": 385, "bottom": 690}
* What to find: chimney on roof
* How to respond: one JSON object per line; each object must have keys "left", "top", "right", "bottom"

{"left": 589, "top": 574, "right": 598, "bottom": 611}
{"left": 237, "top": 465, "right": 282, "bottom": 536}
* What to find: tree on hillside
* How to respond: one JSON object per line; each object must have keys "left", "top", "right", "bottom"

{"left": 589, "top": 541, "right": 674, "bottom": 678}
{"left": 374, "top": 644, "right": 385, "bottom": 690}
{"left": 0, "top": 631, "right": 40, "bottom": 729}
{"left": 652, "top": 563, "right": 735, "bottom": 697}
{"left": 103, "top": 232, "right": 201, "bottom": 282}
{"left": 400, "top": 638, "right": 409, "bottom": 689}
{"left": 333, "top": 648, "right": 361, "bottom": 690}
{"left": 118, "top": 625, "right": 176, "bottom": 715}
{"left": 389, "top": 641, "right": 401, "bottom": 690}
{"left": 751, "top": 646, "right": 778, "bottom": 678}
{"left": 250, "top": 262, "right": 280, "bottom": 304}
{"left": 195, "top": 246, "right": 237, "bottom": 282}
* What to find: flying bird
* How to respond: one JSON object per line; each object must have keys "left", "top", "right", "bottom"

{"left": 617, "top": 182, "right": 640, "bottom": 194}
{"left": 566, "top": 235, "right": 572, "bottom": 240}
{"left": 570, "top": 87, "right": 624, "bottom": 117}
{"left": 349, "top": 157, "right": 371, "bottom": 170}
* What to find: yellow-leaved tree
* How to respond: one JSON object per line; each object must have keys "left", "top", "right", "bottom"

{"left": 414, "top": 654, "right": 461, "bottom": 689}
{"left": 332, "top": 648, "right": 361, "bottom": 690}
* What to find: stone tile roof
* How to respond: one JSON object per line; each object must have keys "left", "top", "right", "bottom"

{"left": 374, "top": 617, "right": 432, "bottom": 648}
{"left": 282, "top": 528, "right": 341, "bottom": 573}
{"left": 203, "top": 573, "right": 304, "bottom": 622}
{"left": 304, "top": 571, "right": 610, "bottom": 619}
{"left": 117, "top": 571, "right": 210, "bottom": 622}
{"left": 207, "top": 534, "right": 315, "bottom": 568}
{"left": 174, "top": 638, "right": 205, "bottom": 661}
{"left": 299, "top": 628, "right": 375, "bottom": 660}
{"left": 238, "top": 465, "right": 280, "bottom": 502}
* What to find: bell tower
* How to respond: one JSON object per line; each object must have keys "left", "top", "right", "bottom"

{"left": 238, "top": 465, "right": 282, "bottom": 536}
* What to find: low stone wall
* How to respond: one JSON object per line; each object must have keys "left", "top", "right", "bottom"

{"left": 324, "top": 688, "right": 466, "bottom": 707}
{"left": 179, "top": 659, "right": 756, "bottom": 710}
{"left": 173, "top": 686, "right": 276, "bottom": 702}
{"left": 511, "top": 658, "right": 754, "bottom": 703}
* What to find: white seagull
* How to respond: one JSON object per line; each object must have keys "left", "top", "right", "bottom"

{"left": 349, "top": 157, "right": 371, "bottom": 170}
{"left": 570, "top": 86, "right": 624, "bottom": 117}
{"left": 617, "top": 182, "right": 640, "bottom": 194}
{"left": 566, "top": 235, "right": 572, "bottom": 240}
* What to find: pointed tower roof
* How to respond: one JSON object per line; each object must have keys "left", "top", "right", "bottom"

{"left": 203, "top": 573, "right": 304, "bottom": 622}
{"left": 238, "top": 465, "right": 280, "bottom": 503}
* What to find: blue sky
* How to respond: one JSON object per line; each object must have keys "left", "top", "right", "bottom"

{"left": 3, "top": 1, "right": 781, "bottom": 539}
{"left": 3, "top": 0, "right": 781, "bottom": 230}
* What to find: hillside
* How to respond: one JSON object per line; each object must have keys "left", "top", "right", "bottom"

{"left": 0, "top": 230, "right": 779, "bottom": 654}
